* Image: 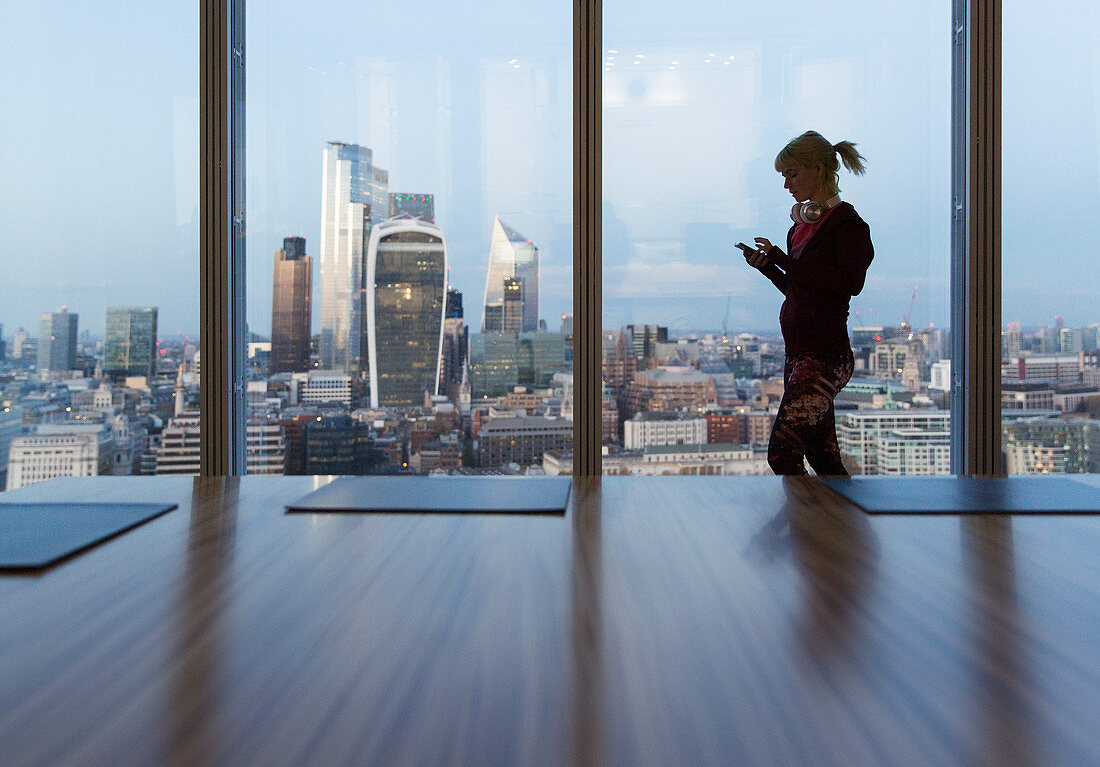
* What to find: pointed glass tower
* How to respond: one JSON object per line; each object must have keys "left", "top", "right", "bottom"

{"left": 480, "top": 217, "right": 539, "bottom": 333}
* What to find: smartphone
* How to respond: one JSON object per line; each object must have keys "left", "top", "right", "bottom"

{"left": 736, "top": 242, "right": 755, "bottom": 256}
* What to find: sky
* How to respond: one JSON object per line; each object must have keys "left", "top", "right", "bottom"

{"left": 1, "top": 0, "right": 1097, "bottom": 341}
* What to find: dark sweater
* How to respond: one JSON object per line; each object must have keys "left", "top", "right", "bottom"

{"left": 759, "top": 202, "right": 874, "bottom": 355}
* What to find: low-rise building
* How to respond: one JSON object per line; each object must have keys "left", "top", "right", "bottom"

{"left": 477, "top": 415, "right": 572, "bottom": 468}
{"left": 836, "top": 410, "right": 951, "bottom": 475}
{"left": 6, "top": 423, "right": 115, "bottom": 490}
{"left": 623, "top": 411, "right": 707, "bottom": 450}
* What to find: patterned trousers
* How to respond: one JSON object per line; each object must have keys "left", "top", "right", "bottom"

{"left": 767, "top": 351, "right": 854, "bottom": 476}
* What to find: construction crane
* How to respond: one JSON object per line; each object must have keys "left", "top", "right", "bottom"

{"left": 902, "top": 285, "right": 919, "bottom": 338}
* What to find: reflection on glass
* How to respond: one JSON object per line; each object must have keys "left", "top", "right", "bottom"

{"left": 245, "top": 0, "right": 571, "bottom": 476}
{"left": 603, "top": 4, "right": 952, "bottom": 476}
{"left": 1001, "top": 2, "right": 1100, "bottom": 475}
{"left": 1, "top": 3, "right": 199, "bottom": 491}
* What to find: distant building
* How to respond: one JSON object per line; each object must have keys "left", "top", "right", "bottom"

{"left": 622, "top": 360, "right": 717, "bottom": 419}
{"left": 440, "top": 288, "right": 467, "bottom": 397}
{"left": 318, "top": 141, "right": 388, "bottom": 373}
{"left": 704, "top": 410, "right": 743, "bottom": 444}
{"left": 1003, "top": 417, "right": 1100, "bottom": 474}
{"left": 1004, "top": 355, "right": 1080, "bottom": 383}
{"left": 367, "top": 216, "right": 447, "bottom": 408}
{"left": 104, "top": 307, "right": 158, "bottom": 380}
{"left": 477, "top": 415, "right": 572, "bottom": 468}
{"left": 1002, "top": 382, "right": 1055, "bottom": 411}
{"left": 468, "top": 332, "right": 569, "bottom": 399}
{"left": 388, "top": 192, "right": 435, "bottom": 222}
{"left": 271, "top": 237, "right": 312, "bottom": 373}
{"left": 293, "top": 371, "right": 352, "bottom": 407}
{"left": 7, "top": 424, "right": 114, "bottom": 490}
{"left": 623, "top": 411, "right": 707, "bottom": 450}
{"left": 304, "top": 415, "right": 380, "bottom": 475}
{"left": 156, "top": 412, "right": 285, "bottom": 475}
{"left": 930, "top": 360, "right": 951, "bottom": 392}
{"left": 11, "top": 327, "right": 28, "bottom": 359}
{"left": 836, "top": 410, "right": 951, "bottom": 475}
{"left": 544, "top": 443, "right": 766, "bottom": 476}
{"left": 37, "top": 309, "right": 78, "bottom": 374}
{"left": 875, "top": 428, "right": 952, "bottom": 475}
{"left": 0, "top": 404, "right": 24, "bottom": 489}
{"left": 481, "top": 217, "right": 539, "bottom": 333}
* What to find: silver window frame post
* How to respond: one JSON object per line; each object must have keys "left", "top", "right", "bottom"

{"left": 951, "top": 0, "right": 1002, "bottom": 476}
{"left": 574, "top": 0, "right": 602, "bottom": 478}
{"left": 200, "top": 0, "right": 247, "bottom": 476}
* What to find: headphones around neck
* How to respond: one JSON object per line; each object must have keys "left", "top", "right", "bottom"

{"left": 791, "top": 194, "right": 842, "bottom": 224}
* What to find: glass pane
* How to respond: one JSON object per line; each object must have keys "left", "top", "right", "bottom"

{"left": 602, "top": 3, "right": 952, "bottom": 476}
{"left": 1, "top": 2, "right": 199, "bottom": 490}
{"left": 1002, "top": 1, "right": 1100, "bottom": 474}
{"left": 246, "top": 1, "right": 572, "bottom": 475}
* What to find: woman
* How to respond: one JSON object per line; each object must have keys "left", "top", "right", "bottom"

{"left": 742, "top": 131, "right": 873, "bottom": 476}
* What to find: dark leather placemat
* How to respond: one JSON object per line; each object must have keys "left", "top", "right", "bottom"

{"left": 287, "top": 476, "right": 571, "bottom": 514}
{"left": 0, "top": 502, "right": 178, "bottom": 571}
{"left": 819, "top": 476, "right": 1100, "bottom": 514}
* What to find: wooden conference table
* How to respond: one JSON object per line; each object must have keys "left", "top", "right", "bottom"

{"left": 1, "top": 475, "right": 1099, "bottom": 766}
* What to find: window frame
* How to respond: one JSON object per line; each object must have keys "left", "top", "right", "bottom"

{"left": 200, "top": 0, "right": 1002, "bottom": 478}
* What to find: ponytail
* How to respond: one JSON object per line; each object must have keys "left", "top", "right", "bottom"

{"left": 833, "top": 140, "right": 867, "bottom": 176}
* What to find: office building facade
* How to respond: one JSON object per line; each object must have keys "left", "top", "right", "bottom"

{"left": 37, "top": 309, "right": 78, "bottom": 374}
{"left": 104, "top": 307, "right": 158, "bottom": 381}
{"left": 271, "top": 237, "right": 312, "bottom": 373}
{"left": 388, "top": 193, "right": 435, "bottom": 222}
{"left": 367, "top": 217, "right": 447, "bottom": 408}
{"left": 318, "top": 142, "right": 388, "bottom": 374}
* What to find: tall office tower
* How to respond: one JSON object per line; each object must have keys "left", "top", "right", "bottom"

{"left": 37, "top": 308, "right": 78, "bottom": 373}
{"left": 271, "top": 236, "right": 312, "bottom": 373}
{"left": 318, "top": 142, "right": 388, "bottom": 374}
{"left": 104, "top": 307, "right": 158, "bottom": 381}
{"left": 388, "top": 193, "right": 435, "bottom": 222}
{"left": 367, "top": 217, "right": 447, "bottom": 408}
{"left": 502, "top": 277, "right": 524, "bottom": 333}
{"left": 12, "top": 327, "right": 27, "bottom": 359}
{"left": 440, "top": 288, "right": 466, "bottom": 398}
{"left": 481, "top": 217, "right": 539, "bottom": 333}
{"left": 445, "top": 287, "right": 463, "bottom": 319}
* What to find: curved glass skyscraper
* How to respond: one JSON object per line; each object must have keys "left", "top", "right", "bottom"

{"left": 367, "top": 217, "right": 447, "bottom": 408}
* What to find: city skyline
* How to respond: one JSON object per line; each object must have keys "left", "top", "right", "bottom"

{"left": 4, "top": 3, "right": 1100, "bottom": 339}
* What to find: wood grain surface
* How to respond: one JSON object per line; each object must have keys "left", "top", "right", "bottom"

{"left": 2, "top": 475, "right": 1099, "bottom": 766}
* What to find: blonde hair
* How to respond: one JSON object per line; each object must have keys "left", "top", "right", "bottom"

{"left": 774, "top": 130, "right": 867, "bottom": 196}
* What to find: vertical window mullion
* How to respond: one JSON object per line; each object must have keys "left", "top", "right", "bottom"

{"left": 951, "top": 0, "right": 1001, "bottom": 476}
{"left": 200, "top": 0, "right": 247, "bottom": 476}
{"left": 574, "top": 0, "right": 602, "bottom": 477}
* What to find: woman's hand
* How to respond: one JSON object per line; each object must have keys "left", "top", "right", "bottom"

{"left": 744, "top": 237, "right": 773, "bottom": 269}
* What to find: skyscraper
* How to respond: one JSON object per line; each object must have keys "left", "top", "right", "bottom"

{"left": 388, "top": 193, "right": 435, "bottom": 222}
{"left": 104, "top": 307, "right": 158, "bottom": 380}
{"left": 37, "top": 308, "right": 78, "bottom": 373}
{"left": 366, "top": 217, "right": 447, "bottom": 408}
{"left": 271, "top": 237, "right": 312, "bottom": 373}
{"left": 440, "top": 288, "right": 467, "bottom": 397}
{"left": 318, "top": 142, "right": 388, "bottom": 375}
{"left": 481, "top": 217, "right": 539, "bottom": 333}
{"left": 502, "top": 277, "right": 524, "bottom": 333}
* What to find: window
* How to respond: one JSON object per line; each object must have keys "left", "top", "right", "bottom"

{"left": 245, "top": 0, "right": 572, "bottom": 476}
{"left": 602, "top": 3, "right": 953, "bottom": 475}
{"left": 0, "top": 1, "right": 199, "bottom": 489}
{"left": 1001, "top": 0, "right": 1100, "bottom": 475}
